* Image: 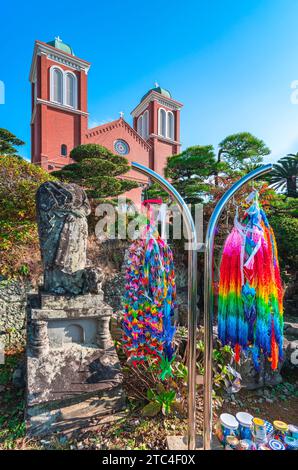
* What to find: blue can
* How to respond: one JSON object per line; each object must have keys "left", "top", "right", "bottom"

{"left": 236, "top": 412, "right": 253, "bottom": 440}
{"left": 284, "top": 436, "right": 298, "bottom": 450}
{"left": 288, "top": 425, "right": 298, "bottom": 440}
{"left": 216, "top": 413, "right": 239, "bottom": 445}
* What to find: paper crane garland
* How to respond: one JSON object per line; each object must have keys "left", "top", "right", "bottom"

{"left": 122, "top": 199, "right": 176, "bottom": 380}
{"left": 218, "top": 192, "right": 284, "bottom": 371}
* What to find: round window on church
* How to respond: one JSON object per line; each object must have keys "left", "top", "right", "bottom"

{"left": 114, "top": 139, "right": 130, "bottom": 155}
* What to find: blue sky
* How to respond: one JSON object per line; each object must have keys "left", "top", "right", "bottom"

{"left": 1, "top": 0, "right": 298, "bottom": 163}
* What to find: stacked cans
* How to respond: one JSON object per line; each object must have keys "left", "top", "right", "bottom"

{"left": 216, "top": 412, "right": 298, "bottom": 450}
{"left": 252, "top": 418, "right": 267, "bottom": 444}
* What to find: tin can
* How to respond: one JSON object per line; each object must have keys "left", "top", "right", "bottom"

{"left": 252, "top": 417, "right": 267, "bottom": 443}
{"left": 215, "top": 413, "right": 239, "bottom": 445}
{"left": 268, "top": 438, "right": 285, "bottom": 451}
{"left": 257, "top": 443, "right": 270, "bottom": 450}
{"left": 273, "top": 420, "right": 288, "bottom": 442}
{"left": 288, "top": 424, "right": 298, "bottom": 439}
{"left": 284, "top": 436, "right": 298, "bottom": 450}
{"left": 236, "top": 412, "right": 253, "bottom": 440}
{"left": 225, "top": 436, "right": 239, "bottom": 450}
{"left": 264, "top": 420, "right": 273, "bottom": 438}
{"left": 238, "top": 439, "right": 255, "bottom": 450}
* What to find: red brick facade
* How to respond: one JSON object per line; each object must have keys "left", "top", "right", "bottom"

{"left": 30, "top": 39, "right": 183, "bottom": 204}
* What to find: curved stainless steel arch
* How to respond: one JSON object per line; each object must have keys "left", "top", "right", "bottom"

{"left": 203, "top": 163, "right": 273, "bottom": 450}
{"left": 131, "top": 162, "right": 198, "bottom": 450}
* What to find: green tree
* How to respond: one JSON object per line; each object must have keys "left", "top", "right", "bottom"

{"left": 0, "top": 155, "right": 56, "bottom": 278}
{"left": 268, "top": 195, "right": 298, "bottom": 270}
{"left": 270, "top": 154, "right": 298, "bottom": 198}
{"left": 53, "top": 143, "right": 138, "bottom": 200}
{"left": 0, "top": 128, "right": 25, "bottom": 156}
{"left": 165, "top": 145, "right": 221, "bottom": 204}
{"left": 217, "top": 132, "right": 270, "bottom": 172}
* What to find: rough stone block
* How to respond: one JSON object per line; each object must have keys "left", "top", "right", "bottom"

{"left": 31, "top": 305, "right": 112, "bottom": 320}
{"left": 26, "top": 344, "right": 125, "bottom": 436}
{"left": 40, "top": 293, "right": 104, "bottom": 310}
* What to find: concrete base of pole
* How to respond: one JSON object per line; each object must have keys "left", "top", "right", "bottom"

{"left": 166, "top": 435, "right": 222, "bottom": 450}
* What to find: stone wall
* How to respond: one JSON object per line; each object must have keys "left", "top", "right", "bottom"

{"left": 0, "top": 280, "right": 33, "bottom": 347}
{"left": 284, "top": 270, "right": 298, "bottom": 317}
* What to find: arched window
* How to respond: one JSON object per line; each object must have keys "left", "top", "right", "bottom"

{"left": 50, "top": 67, "right": 77, "bottom": 108}
{"left": 65, "top": 72, "right": 77, "bottom": 108}
{"left": 167, "top": 111, "right": 174, "bottom": 140}
{"left": 51, "top": 67, "right": 63, "bottom": 104}
{"left": 61, "top": 144, "right": 67, "bottom": 156}
{"left": 158, "top": 108, "right": 166, "bottom": 137}
{"left": 143, "top": 110, "right": 149, "bottom": 139}
{"left": 137, "top": 115, "right": 143, "bottom": 136}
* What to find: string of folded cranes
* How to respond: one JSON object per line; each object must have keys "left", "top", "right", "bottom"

{"left": 122, "top": 192, "right": 283, "bottom": 378}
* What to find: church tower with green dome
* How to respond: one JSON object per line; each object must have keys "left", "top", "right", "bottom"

{"left": 131, "top": 83, "right": 183, "bottom": 176}
{"left": 29, "top": 37, "right": 90, "bottom": 170}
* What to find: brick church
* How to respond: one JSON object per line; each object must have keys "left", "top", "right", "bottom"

{"left": 29, "top": 37, "right": 183, "bottom": 203}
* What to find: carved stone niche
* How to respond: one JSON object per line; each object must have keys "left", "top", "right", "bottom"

{"left": 29, "top": 293, "right": 113, "bottom": 355}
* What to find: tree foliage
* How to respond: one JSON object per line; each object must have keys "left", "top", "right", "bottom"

{"left": 164, "top": 145, "right": 223, "bottom": 204}
{"left": 0, "top": 128, "right": 25, "bottom": 156}
{"left": 0, "top": 155, "right": 55, "bottom": 221}
{"left": 217, "top": 132, "right": 270, "bottom": 171}
{"left": 0, "top": 155, "right": 56, "bottom": 279}
{"left": 53, "top": 143, "right": 138, "bottom": 200}
{"left": 270, "top": 153, "right": 298, "bottom": 198}
{"left": 159, "top": 134, "right": 271, "bottom": 205}
{"left": 267, "top": 194, "right": 298, "bottom": 270}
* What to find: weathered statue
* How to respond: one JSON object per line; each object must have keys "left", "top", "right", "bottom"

{"left": 36, "top": 181, "right": 95, "bottom": 295}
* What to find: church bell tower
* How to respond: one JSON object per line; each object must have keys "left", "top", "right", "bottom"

{"left": 29, "top": 37, "right": 90, "bottom": 171}
{"left": 131, "top": 84, "right": 183, "bottom": 176}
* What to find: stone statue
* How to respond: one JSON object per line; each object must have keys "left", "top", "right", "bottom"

{"left": 27, "top": 181, "right": 124, "bottom": 437}
{"left": 36, "top": 181, "right": 95, "bottom": 295}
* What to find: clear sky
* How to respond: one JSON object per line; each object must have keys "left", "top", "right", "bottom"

{"left": 1, "top": 0, "right": 298, "bottom": 163}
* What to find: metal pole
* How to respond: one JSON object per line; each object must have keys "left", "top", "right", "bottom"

{"left": 131, "top": 162, "right": 198, "bottom": 450}
{"left": 203, "top": 164, "right": 273, "bottom": 450}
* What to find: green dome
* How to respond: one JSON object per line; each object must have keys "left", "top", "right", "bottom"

{"left": 141, "top": 85, "right": 171, "bottom": 102}
{"left": 47, "top": 37, "right": 74, "bottom": 56}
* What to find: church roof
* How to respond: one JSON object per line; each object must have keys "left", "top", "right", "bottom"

{"left": 85, "top": 118, "right": 152, "bottom": 152}
{"left": 47, "top": 37, "right": 74, "bottom": 56}
{"left": 141, "top": 85, "right": 171, "bottom": 102}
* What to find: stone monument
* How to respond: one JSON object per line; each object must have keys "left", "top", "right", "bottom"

{"left": 26, "top": 181, "right": 125, "bottom": 436}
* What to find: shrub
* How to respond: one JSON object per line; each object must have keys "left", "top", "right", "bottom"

{"left": 53, "top": 143, "right": 138, "bottom": 200}
{"left": 0, "top": 155, "right": 56, "bottom": 279}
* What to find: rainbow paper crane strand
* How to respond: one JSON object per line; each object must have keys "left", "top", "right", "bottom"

{"left": 122, "top": 203, "right": 176, "bottom": 379}
{"left": 218, "top": 195, "right": 283, "bottom": 370}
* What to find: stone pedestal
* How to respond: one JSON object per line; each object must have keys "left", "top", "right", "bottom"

{"left": 26, "top": 291, "right": 125, "bottom": 436}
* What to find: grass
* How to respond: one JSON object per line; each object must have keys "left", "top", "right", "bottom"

{"left": 0, "top": 350, "right": 27, "bottom": 449}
